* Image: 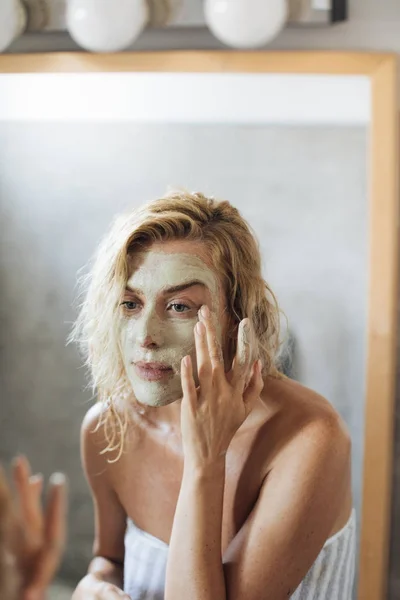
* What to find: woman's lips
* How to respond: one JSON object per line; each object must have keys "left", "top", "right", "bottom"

{"left": 134, "top": 362, "right": 174, "bottom": 382}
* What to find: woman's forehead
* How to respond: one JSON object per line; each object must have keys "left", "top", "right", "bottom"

{"left": 127, "top": 250, "right": 219, "bottom": 296}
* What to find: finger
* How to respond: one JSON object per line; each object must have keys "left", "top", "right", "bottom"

{"left": 29, "top": 475, "right": 43, "bottom": 499}
{"left": 106, "top": 589, "right": 132, "bottom": 599}
{"left": 12, "top": 456, "right": 32, "bottom": 510}
{"left": 181, "top": 355, "right": 197, "bottom": 412}
{"left": 0, "top": 464, "right": 22, "bottom": 556}
{"left": 0, "top": 464, "right": 15, "bottom": 531}
{"left": 28, "top": 474, "right": 45, "bottom": 544}
{"left": 12, "top": 455, "right": 31, "bottom": 495}
{"left": 194, "top": 316, "right": 212, "bottom": 387}
{"left": 26, "top": 473, "right": 67, "bottom": 591}
{"left": 97, "top": 582, "right": 132, "bottom": 599}
{"left": 243, "top": 360, "right": 264, "bottom": 412}
{"left": 12, "top": 457, "right": 43, "bottom": 542}
{"left": 231, "top": 319, "right": 252, "bottom": 388}
{"left": 199, "top": 305, "right": 224, "bottom": 371}
{"left": 0, "top": 464, "right": 12, "bottom": 511}
{"left": 44, "top": 473, "right": 67, "bottom": 551}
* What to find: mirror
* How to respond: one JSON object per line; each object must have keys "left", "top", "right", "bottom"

{"left": 0, "top": 51, "right": 397, "bottom": 600}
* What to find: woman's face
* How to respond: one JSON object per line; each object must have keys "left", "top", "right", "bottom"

{"left": 119, "top": 240, "right": 227, "bottom": 407}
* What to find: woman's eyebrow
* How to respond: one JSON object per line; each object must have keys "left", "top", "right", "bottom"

{"left": 163, "top": 280, "right": 207, "bottom": 295}
{"left": 125, "top": 280, "right": 207, "bottom": 295}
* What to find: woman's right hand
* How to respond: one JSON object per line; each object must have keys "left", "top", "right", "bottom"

{"left": 72, "top": 573, "right": 131, "bottom": 599}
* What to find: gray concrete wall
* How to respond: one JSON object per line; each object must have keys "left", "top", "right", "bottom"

{"left": 0, "top": 121, "right": 368, "bottom": 589}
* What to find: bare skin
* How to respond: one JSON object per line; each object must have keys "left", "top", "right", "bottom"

{"left": 73, "top": 240, "right": 352, "bottom": 600}
{"left": 0, "top": 456, "right": 67, "bottom": 600}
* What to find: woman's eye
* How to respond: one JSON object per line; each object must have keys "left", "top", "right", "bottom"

{"left": 169, "top": 303, "right": 190, "bottom": 313}
{"left": 121, "top": 301, "right": 139, "bottom": 310}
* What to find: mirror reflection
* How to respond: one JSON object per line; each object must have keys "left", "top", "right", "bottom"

{"left": 0, "top": 67, "right": 379, "bottom": 600}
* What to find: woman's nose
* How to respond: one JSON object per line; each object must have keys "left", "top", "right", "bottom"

{"left": 135, "top": 310, "right": 164, "bottom": 348}
{"left": 139, "top": 334, "right": 159, "bottom": 349}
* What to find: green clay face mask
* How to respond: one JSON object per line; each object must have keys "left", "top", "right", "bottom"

{"left": 120, "top": 251, "right": 222, "bottom": 407}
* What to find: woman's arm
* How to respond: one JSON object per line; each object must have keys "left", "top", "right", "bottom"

{"left": 166, "top": 458, "right": 226, "bottom": 600}
{"left": 167, "top": 411, "right": 350, "bottom": 600}
{"left": 72, "top": 404, "right": 130, "bottom": 600}
{"left": 166, "top": 309, "right": 262, "bottom": 600}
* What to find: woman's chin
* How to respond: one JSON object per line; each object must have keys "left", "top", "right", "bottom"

{"left": 133, "top": 390, "right": 183, "bottom": 408}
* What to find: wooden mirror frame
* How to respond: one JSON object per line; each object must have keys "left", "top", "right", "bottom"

{"left": 0, "top": 50, "right": 397, "bottom": 600}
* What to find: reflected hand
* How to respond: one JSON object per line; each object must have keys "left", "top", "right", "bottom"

{"left": 7, "top": 455, "right": 67, "bottom": 600}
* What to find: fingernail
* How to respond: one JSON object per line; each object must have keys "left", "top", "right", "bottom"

{"left": 241, "top": 320, "right": 251, "bottom": 346}
{"left": 241, "top": 319, "right": 250, "bottom": 336}
{"left": 201, "top": 305, "right": 210, "bottom": 318}
{"left": 30, "top": 473, "right": 43, "bottom": 483}
{"left": 183, "top": 355, "right": 191, "bottom": 367}
{"left": 49, "top": 473, "right": 67, "bottom": 486}
{"left": 195, "top": 321, "right": 205, "bottom": 335}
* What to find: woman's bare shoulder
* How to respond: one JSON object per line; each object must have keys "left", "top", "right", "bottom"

{"left": 258, "top": 376, "right": 351, "bottom": 464}
{"left": 80, "top": 403, "right": 112, "bottom": 479}
{"left": 264, "top": 375, "right": 348, "bottom": 422}
{"left": 81, "top": 401, "right": 131, "bottom": 469}
{"left": 81, "top": 400, "right": 143, "bottom": 473}
{"left": 258, "top": 376, "right": 353, "bottom": 530}
{"left": 81, "top": 398, "right": 135, "bottom": 441}
{"left": 81, "top": 401, "right": 105, "bottom": 431}
{"left": 81, "top": 401, "right": 110, "bottom": 448}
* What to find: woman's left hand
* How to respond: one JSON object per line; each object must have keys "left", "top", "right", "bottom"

{"left": 180, "top": 305, "right": 264, "bottom": 469}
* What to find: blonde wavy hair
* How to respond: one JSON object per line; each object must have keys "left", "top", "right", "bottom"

{"left": 70, "top": 191, "right": 283, "bottom": 460}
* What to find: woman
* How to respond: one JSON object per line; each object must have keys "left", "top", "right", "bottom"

{"left": 71, "top": 191, "right": 355, "bottom": 600}
{"left": 0, "top": 456, "right": 67, "bottom": 600}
